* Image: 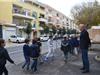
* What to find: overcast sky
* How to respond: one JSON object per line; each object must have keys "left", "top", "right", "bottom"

{"left": 38, "top": 0, "right": 100, "bottom": 18}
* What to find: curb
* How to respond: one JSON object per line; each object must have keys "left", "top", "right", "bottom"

{"left": 89, "top": 48, "right": 100, "bottom": 52}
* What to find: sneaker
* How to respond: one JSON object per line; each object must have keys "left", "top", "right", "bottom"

{"left": 80, "top": 67, "right": 85, "bottom": 70}
{"left": 34, "top": 69, "right": 37, "bottom": 72}
{"left": 82, "top": 70, "right": 90, "bottom": 73}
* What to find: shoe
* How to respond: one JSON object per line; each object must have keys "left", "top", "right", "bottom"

{"left": 80, "top": 67, "right": 85, "bottom": 70}
{"left": 82, "top": 70, "right": 90, "bottom": 73}
{"left": 39, "top": 62, "right": 44, "bottom": 65}
{"left": 22, "top": 66, "right": 24, "bottom": 69}
{"left": 44, "top": 58, "right": 48, "bottom": 61}
{"left": 64, "top": 59, "right": 67, "bottom": 63}
{"left": 34, "top": 69, "right": 37, "bottom": 72}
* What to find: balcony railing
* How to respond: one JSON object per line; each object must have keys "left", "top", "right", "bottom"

{"left": 13, "top": 8, "right": 31, "bottom": 16}
{"left": 13, "top": 9, "right": 35, "bottom": 20}
{"left": 39, "top": 17, "right": 47, "bottom": 23}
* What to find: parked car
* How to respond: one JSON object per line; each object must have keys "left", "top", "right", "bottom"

{"left": 40, "top": 35, "right": 49, "bottom": 41}
{"left": 9, "top": 35, "right": 25, "bottom": 43}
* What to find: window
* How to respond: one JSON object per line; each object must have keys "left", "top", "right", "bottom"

{"left": 33, "top": 21, "right": 36, "bottom": 28}
{"left": 32, "top": 11, "right": 37, "bottom": 18}
{"left": 22, "top": 9, "right": 30, "bottom": 16}
{"left": 39, "top": 14, "right": 44, "bottom": 18}
{"left": 56, "top": 13, "right": 59, "bottom": 17}
{"left": 11, "top": 35, "right": 17, "bottom": 38}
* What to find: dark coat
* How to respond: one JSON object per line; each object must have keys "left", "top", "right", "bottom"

{"left": 23, "top": 44, "right": 30, "bottom": 57}
{"left": 37, "top": 41, "right": 42, "bottom": 53}
{"left": 61, "top": 39, "right": 71, "bottom": 52}
{"left": 69, "top": 38, "right": 74, "bottom": 47}
{"left": 80, "top": 29, "right": 91, "bottom": 49}
{"left": 30, "top": 44, "right": 39, "bottom": 58}
{"left": 0, "top": 47, "right": 14, "bottom": 66}
{"left": 73, "top": 37, "right": 79, "bottom": 47}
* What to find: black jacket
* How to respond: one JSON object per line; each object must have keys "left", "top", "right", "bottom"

{"left": 23, "top": 44, "right": 30, "bottom": 57}
{"left": 0, "top": 47, "right": 14, "bottom": 66}
{"left": 30, "top": 44, "right": 39, "bottom": 58}
{"left": 80, "top": 29, "right": 91, "bottom": 49}
{"left": 61, "top": 39, "right": 71, "bottom": 52}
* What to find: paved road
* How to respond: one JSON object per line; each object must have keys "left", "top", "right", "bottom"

{"left": 6, "top": 40, "right": 100, "bottom": 75}
{"left": 7, "top": 49, "right": 100, "bottom": 75}
{"left": 6, "top": 40, "right": 61, "bottom": 65}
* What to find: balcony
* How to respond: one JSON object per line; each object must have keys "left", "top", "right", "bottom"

{"left": 56, "top": 20, "right": 61, "bottom": 26}
{"left": 47, "top": 18, "right": 54, "bottom": 25}
{"left": 12, "top": 8, "right": 35, "bottom": 20}
{"left": 16, "top": 26, "right": 26, "bottom": 29}
{"left": 39, "top": 18, "right": 47, "bottom": 23}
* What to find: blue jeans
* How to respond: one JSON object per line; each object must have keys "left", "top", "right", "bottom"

{"left": 82, "top": 49, "right": 89, "bottom": 71}
{"left": 63, "top": 51, "right": 68, "bottom": 61}
{"left": 22, "top": 56, "right": 30, "bottom": 70}
{"left": 31, "top": 59, "right": 38, "bottom": 71}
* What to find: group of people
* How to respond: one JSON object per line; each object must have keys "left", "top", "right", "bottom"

{"left": 22, "top": 38, "right": 42, "bottom": 72}
{"left": 61, "top": 24, "right": 91, "bottom": 73}
{"left": 0, "top": 24, "right": 91, "bottom": 75}
{"left": 61, "top": 34, "right": 79, "bottom": 62}
{"left": 22, "top": 36, "right": 55, "bottom": 72}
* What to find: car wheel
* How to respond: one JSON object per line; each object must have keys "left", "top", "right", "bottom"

{"left": 16, "top": 40, "right": 19, "bottom": 43}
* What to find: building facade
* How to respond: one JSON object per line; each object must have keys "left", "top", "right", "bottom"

{"left": 42, "top": 4, "right": 77, "bottom": 33}
{"left": 0, "top": 0, "right": 77, "bottom": 41}
{"left": 0, "top": 0, "right": 46, "bottom": 40}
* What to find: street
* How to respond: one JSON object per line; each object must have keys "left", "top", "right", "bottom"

{"left": 5, "top": 40, "right": 100, "bottom": 75}
{"left": 6, "top": 40, "right": 61, "bottom": 66}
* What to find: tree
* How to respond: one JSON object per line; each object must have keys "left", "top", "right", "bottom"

{"left": 62, "top": 27, "right": 66, "bottom": 35}
{"left": 43, "top": 25, "right": 50, "bottom": 35}
{"left": 24, "top": 22, "right": 32, "bottom": 39}
{"left": 57, "top": 28, "right": 62, "bottom": 35}
{"left": 71, "top": 0, "right": 100, "bottom": 28}
{"left": 51, "top": 25, "right": 57, "bottom": 35}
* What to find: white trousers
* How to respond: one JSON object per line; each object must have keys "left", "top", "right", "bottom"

{"left": 45, "top": 46, "right": 54, "bottom": 59}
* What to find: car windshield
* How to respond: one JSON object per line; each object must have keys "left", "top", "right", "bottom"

{"left": 41, "top": 36, "right": 47, "bottom": 37}
{"left": 11, "top": 35, "right": 17, "bottom": 38}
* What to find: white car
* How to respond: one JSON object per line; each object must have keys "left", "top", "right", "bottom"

{"left": 40, "top": 36, "right": 49, "bottom": 41}
{"left": 9, "top": 35, "right": 25, "bottom": 43}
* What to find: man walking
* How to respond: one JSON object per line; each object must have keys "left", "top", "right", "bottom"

{"left": 44, "top": 36, "right": 54, "bottom": 61}
{"left": 61, "top": 35, "right": 71, "bottom": 63}
{"left": 79, "top": 24, "right": 91, "bottom": 73}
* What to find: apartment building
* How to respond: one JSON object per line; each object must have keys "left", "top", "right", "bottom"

{"left": 42, "top": 4, "right": 75, "bottom": 31}
{"left": 0, "top": 0, "right": 46, "bottom": 40}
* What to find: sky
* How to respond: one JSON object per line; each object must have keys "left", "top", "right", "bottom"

{"left": 38, "top": 0, "right": 100, "bottom": 18}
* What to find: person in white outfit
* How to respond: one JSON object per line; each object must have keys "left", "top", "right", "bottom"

{"left": 44, "top": 36, "right": 54, "bottom": 61}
